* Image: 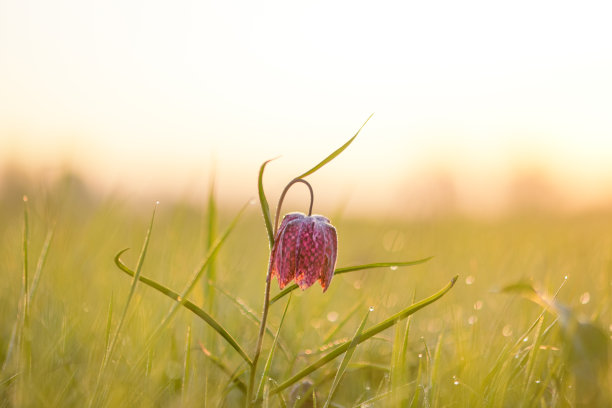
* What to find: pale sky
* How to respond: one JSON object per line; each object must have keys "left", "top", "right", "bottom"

{"left": 1, "top": 0, "right": 612, "bottom": 215}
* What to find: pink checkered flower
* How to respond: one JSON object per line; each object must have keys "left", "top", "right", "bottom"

{"left": 270, "top": 212, "right": 338, "bottom": 292}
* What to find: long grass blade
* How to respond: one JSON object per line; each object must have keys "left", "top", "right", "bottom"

{"left": 271, "top": 276, "right": 457, "bottom": 395}
{"left": 258, "top": 159, "right": 277, "bottom": 248}
{"left": 144, "top": 202, "right": 248, "bottom": 354}
{"left": 204, "top": 175, "right": 218, "bottom": 312}
{"left": 181, "top": 325, "right": 192, "bottom": 402}
{"left": 90, "top": 201, "right": 158, "bottom": 408}
{"left": 323, "top": 308, "right": 371, "bottom": 408}
{"left": 256, "top": 294, "right": 292, "bottom": 400}
{"left": 270, "top": 258, "right": 432, "bottom": 305}
{"left": 296, "top": 114, "right": 373, "bottom": 179}
{"left": 114, "top": 251, "right": 252, "bottom": 365}
{"left": 28, "top": 226, "right": 54, "bottom": 303}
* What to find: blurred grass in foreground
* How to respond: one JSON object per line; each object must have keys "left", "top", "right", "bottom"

{"left": 0, "top": 173, "right": 611, "bottom": 407}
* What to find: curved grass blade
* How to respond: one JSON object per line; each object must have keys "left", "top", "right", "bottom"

{"left": 271, "top": 276, "right": 457, "bottom": 395}
{"left": 259, "top": 159, "right": 277, "bottom": 248}
{"left": 296, "top": 114, "right": 374, "bottom": 179}
{"left": 270, "top": 257, "right": 432, "bottom": 305}
{"left": 114, "top": 250, "right": 252, "bottom": 365}
{"left": 90, "top": 201, "right": 158, "bottom": 408}
{"left": 145, "top": 202, "right": 248, "bottom": 353}
{"left": 256, "top": 294, "right": 292, "bottom": 400}
{"left": 323, "top": 308, "right": 371, "bottom": 408}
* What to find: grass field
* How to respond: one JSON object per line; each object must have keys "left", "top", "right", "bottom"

{"left": 0, "top": 170, "right": 610, "bottom": 407}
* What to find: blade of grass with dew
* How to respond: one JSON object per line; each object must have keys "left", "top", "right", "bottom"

{"left": 259, "top": 159, "right": 276, "bottom": 248}
{"left": 270, "top": 276, "right": 458, "bottom": 395}
{"left": 323, "top": 307, "right": 371, "bottom": 408}
{"left": 523, "top": 316, "right": 544, "bottom": 394}
{"left": 181, "top": 325, "right": 192, "bottom": 402}
{"left": 114, "top": 251, "right": 252, "bottom": 365}
{"left": 409, "top": 347, "right": 424, "bottom": 408}
{"left": 199, "top": 341, "right": 248, "bottom": 394}
{"left": 270, "top": 258, "right": 432, "bottom": 305}
{"left": 296, "top": 113, "right": 373, "bottom": 179}
{"left": 28, "top": 226, "right": 54, "bottom": 304}
{"left": 256, "top": 294, "right": 292, "bottom": 400}
{"left": 90, "top": 201, "right": 158, "bottom": 408}
{"left": 142, "top": 202, "right": 249, "bottom": 359}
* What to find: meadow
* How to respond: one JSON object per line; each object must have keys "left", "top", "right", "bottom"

{"left": 1, "top": 165, "right": 611, "bottom": 407}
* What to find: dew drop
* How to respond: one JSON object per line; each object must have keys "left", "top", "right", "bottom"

{"left": 523, "top": 337, "right": 529, "bottom": 342}
{"left": 535, "top": 380, "right": 541, "bottom": 384}
{"left": 176, "top": 296, "right": 182, "bottom": 302}
{"left": 296, "top": 395, "right": 301, "bottom": 400}
{"left": 155, "top": 200, "right": 160, "bottom": 205}
{"left": 580, "top": 292, "right": 590, "bottom": 304}
{"left": 327, "top": 311, "right": 339, "bottom": 322}
{"left": 502, "top": 325, "right": 513, "bottom": 337}
{"left": 365, "top": 385, "right": 371, "bottom": 391}
{"left": 369, "top": 306, "right": 375, "bottom": 312}
{"left": 389, "top": 265, "right": 398, "bottom": 271}
{"left": 473, "top": 300, "right": 483, "bottom": 310}
{"left": 418, "top": 353, "right": 423, "bottom": 358}
{"left": 249, "top": 198, "right": 256, "bottom": 205}
{"left": 465, "top": 275, "right": 475, "bottom": 285}
{"left": 564, "top": 275, "right": 568, "bottom": 280}
{"left": 453, "top": 380, "right": 460, "bottom": 386}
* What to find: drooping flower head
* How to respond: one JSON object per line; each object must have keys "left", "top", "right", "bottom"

{"left": 270, "top": 212, "right": 338, "bottom": 292}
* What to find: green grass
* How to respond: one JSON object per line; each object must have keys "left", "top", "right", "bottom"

{"left": 0, "top": 177, "right": 611, "bottom": 407}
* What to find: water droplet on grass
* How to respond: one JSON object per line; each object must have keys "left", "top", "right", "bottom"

{"left": 580, "top": 292, "right": 590, "bottom": 304}
{"left": 453, "top": 380, "right": 460, "bottom": 386}
{"left": 535, "top": 380, "right": 541, "bottom": 384}
{"left": 369, "top": 306, "right": 374, "bottom": 312}
{"left": 155, "top": 200, "right": 160, "bottom": 205}
{"left": 418, "top": 353, "right": 423, "bottom": 358}
{"left": 465, "top": 275, "right": 475, "bottom": 285}
{"left": 564, "top": 275, "right": 568, "bottom": 280}
{"left": 389, "top": 265, "right": 398, "bottom": 271}
{"left": 523, "top": 337, "right": 529, "bottom": 342}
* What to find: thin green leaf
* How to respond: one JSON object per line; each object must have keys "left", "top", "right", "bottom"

{"left": 114, "top": 250, "right": 252, "bottom": 365}
{"left": 256, "top": 294, "right": 292, "bottom": 400}
{"left": 90, "top": 201, "right": 158, "bottom": 408}
{"left": 323, "top": 308, "right": 371, "bottom": 408}
{"left": 204, "top": 175, "right": 218, "bottom": 312}
{"left": 28, "top": 226, "right": 54, "bottom": 303}
{"left": 270, "top": 258, "right": 432, "bottom": 305}
{"left": 296, "top": 114, "right": 374, "bottom": 179}
{"left": 259, "top": 159, "right": 277, "bottom": 248}
{"left": 271, "top": 276, "right": 458, "bottom": 395}
{"left": 103, "top": 295, "right": 113, "bottom": 356}
{"left": 182, "top": 325, "right": 192, "bottom": 401}
{"left": 145, "top": 202, "right": 248, "bottom": 352}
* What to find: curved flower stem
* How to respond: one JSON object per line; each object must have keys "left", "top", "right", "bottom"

{"left": 248, "top": 177, "right": 315, "bottom": 406}
{"left": 274, "top": 178, "right": 314, "bottom": 233}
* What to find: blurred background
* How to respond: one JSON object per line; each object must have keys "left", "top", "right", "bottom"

{"left": 1, "top": 0, "right": 612, "bottom": 217}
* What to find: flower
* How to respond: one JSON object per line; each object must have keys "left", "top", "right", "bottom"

{"left": 270, "top": 212, "right": 338, "bottom": 292}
